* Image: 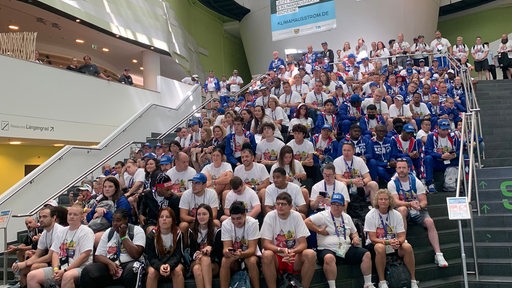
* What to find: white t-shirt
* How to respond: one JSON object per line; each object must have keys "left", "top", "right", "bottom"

{"left": 292, "top": 83, "right": 310, "bottom": 96}
{"left": 225, "top": 187, "right": 260, "bottom": 213}
{"left": 266, "top": 107, "right": 290, "bottom": 126}
{"left": 50, "top": 225, "right": 94, "bottom": 267}
{"left": 308, "top": 211, "right": 357, "bottom": 250}
{"left": 416, "top": 130, "right": 429, "bottom": 143}
{"left": 333, "top": 156, "right": 370, "bottom": 179}
{"left": 228, "top": 75, "right": 243, "bottom": 92}
{"left": 305, "top": 91, "right": 328, "bottom": 107}
{"left": 471, "top": 44, "right": 489, "bottom": 61}
{"left": 430, "top": 38, "right": 451, "bottom": 57}
{"left": 269, "top": 160, "right": 305, "bottom": 186}
{"left": 96, "top": 225, "right": 146, "bottom": 263}
{"left": 310, "top": 180, "right": 350, "bottom": 210}
{"left": 364, "top": 208, "right": 405, "bottom": 246}
{"left": 221, "top": 216, "right": 260, "bottom": 253}
{"left": 264, "top": 182, "right": 305, "bottom": 208}
{"left": 287, "top": 139, "right": 315, "bottom": 162}
{"left": 362, "top": 99, "right": 389, "bottom": 115}
{"left": 387, "top": 175, "right": 426, "bottom": 202}
{"left": 256, "top": 139, "right": 285, "bottom": 161}
{"left": 260, "top": 210, "right": 310, "bottom": 249}
{"left": 234, "top": 163, "right": 270, "bottom": 187}
{"left": 409, "top": 103, "right": 430, "bottom": 118}
{"left": 126, "top": 168, "right": 145, "bottom": 188}
{"left": 37, "top": 223, "right": 65, "bottom": 251}
{"left": 179, "top": 188, "right": 219, "bottom": 217}
{"left": 201, "top": 162, "right": 233, "bottom": 180}
{"left": 389, "top": 104, "right": 412, "bottom": 118}
{"left": 279, "top": 92, "right": 303, "bottom": 115}
{"left": 166, "top": 167, "right": 197, "bottom": 193}
{"left": 288, "top": 118, "right": 314, "bottom": 132}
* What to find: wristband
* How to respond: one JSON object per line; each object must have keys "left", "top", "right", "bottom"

{"left": 120, "top": 236, "right": 128, "bottom": 241}
{"left": 53, "top": 267, "right": 59, "bottom": 271}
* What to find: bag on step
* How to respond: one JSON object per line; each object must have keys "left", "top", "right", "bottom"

{"left": 230, "top": 270, "right": 251, "bottom": 288}
{"left": 385, "top": 255, "right": 411, "bottom": 288}
{"left": 443, "top": 166, "right": 458, "bottom": 192}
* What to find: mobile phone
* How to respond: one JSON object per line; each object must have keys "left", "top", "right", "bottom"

{"left": 228, "top": 248, "right": 235, "bottom": 253}
{"left": 319, "top": 191, "right": 327, "bottom": 198}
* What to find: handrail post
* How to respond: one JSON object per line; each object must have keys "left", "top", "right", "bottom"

{"left": 455, "top": 112, "right": 467, "bottom": 197}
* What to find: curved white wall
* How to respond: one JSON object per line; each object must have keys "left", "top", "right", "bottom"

{"left": 240, "top": 0, "right": 440, "bottom": 74}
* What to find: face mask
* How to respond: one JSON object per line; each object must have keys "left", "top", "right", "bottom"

{"left": 368, "top": 114, "right": 376, "bottom": 120}
{"left": 502, "top": 39, "right": 508, "bottom": 44}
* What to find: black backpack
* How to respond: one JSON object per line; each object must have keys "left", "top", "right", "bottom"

{"left": 385, "top": 255, "right": 411, "bottom": 288}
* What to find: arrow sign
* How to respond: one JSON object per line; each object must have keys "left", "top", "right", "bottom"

{"left": 50, "top": 126, "right": 54, "bottom": 132}
{"left": 481, "top": 204, "right": 490, "bottom": 214}
{"left": 479, "top": 181, "right": 487, "bottom": 189}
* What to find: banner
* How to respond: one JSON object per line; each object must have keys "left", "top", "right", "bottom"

{"left": 270, "top": 0, "right": 336, "bottom": 41}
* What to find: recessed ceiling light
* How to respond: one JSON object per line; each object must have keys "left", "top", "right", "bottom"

{"left": 53, "top": 143, "right": 65, "bottom": 147}
{"left": 132, "top": 59, "right": 138, "bottom": 63}
{"left": 140, "top": 67, "right": 144, "bottom": 70}
{"left": 9, "top": 141, "right": 22, "bottom": 145}
{"left": 102, "top": 48, "right": 109, "bottom": 52}
{"left": 76, "top": 19, "right": 81, "bottom": 23}
{"left": 150, "top": 46, "right": 154, "bottom": 50}
{"left": 75, "top": 39, "right": 84, "bottom": 44}
{"left": 8, "top": 25, "right": 19, "bottom": 30}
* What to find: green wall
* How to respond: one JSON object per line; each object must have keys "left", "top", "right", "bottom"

{"left": 438, "top": 6, "right": 512, "bottom": 60}
{"left": 169, "top": 0, "right": 251, "bottom": 82}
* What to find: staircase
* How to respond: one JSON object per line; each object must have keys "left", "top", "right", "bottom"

{"left": 476, "top": 80, "right": 512, "bottom": 167}
{"left": 465, "top": 166, "right": 512, "bottom": 287}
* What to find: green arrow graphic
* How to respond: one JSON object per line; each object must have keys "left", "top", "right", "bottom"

{"left": 481, "top": 204, "right": 490, "bottom": 214}
{"left": 479, "top": 181, "right": 487, "bottom": 189}
{"left": 502, "top": 199, "right": 512, "bottom": 211}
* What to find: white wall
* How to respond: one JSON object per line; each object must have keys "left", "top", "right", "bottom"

{"left": 240, "top": 0, "right": 440, "bottom": 74}
{"left": 0, "top": 55, "right": 194, "bottom": 143}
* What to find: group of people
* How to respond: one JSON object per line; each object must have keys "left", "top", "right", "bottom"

{"left": 13, "top": 30, "right": 500, "bottom": 288}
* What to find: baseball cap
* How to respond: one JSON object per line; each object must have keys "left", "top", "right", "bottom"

{"left": 447, "top": 69, "right": 455, "bottom": 74}
{"left": 143, "top": 142, "right": 152, "bottom": 148}
{"left": 395, "top": 95, "right": 404, "bottom": 101}
{"left": 189, "top": 173, "right": 207, "bottom": 183}
{"left": 160, "top": 155, "right": 172, "bottom": 165}
{"left": 335, "top": 84, "right": 344, "bottom": 90}
{"left": 79, "top": 184, "right": 92, "bottom": 191}
{"left": 321, "top": 124, "right": 333, "bottom": 131}
{"left": 189, "top": 120, "right": 199, "bottom": 126}
{"left": 331, "top": 193, "right": 345, "bottom": 205}
{"left": 369, "top": 82, "right": 379, "bottom": 88}
{"left": 217, "top": 108, "right": 225, "bottom": 115}
{"left": 419, "top": 59, "right": 425, "bottom": 63}
{"left": 192, "top": 74, "right": 199, "bottom": 78}
{"left": 45, "top": 200, "right": 58, "bottom": 207}
{"left": 155, "top": 173, "right": 172, "bottom": 189}
{"left": 438, "top": 119, "right": 451, "bottom": 130}
{"left": 348, "top": 53, "right": 356, "bottom": 59}
{"left": 350, "top": 94, "right": 362, "bottom": 103}
{"left": 403, "top": 124, "right": 416, "bottom": 133}
{"left": 143, "top": 152, "right": 156, "bottom": 159}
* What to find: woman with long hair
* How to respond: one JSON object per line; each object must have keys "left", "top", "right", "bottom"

{"left": 251, "top": 105, "right": 283, "bottom": 141}
{"left": 240, "top": 108, "right": 253, "bottom": 132}
{"left": 145, "top": 158, "right": 162, "bottom": 190}
{"left": 211, "top": 125, "right": 226, "bottom": 152}
{"left": 375, "top": 41, "right": 390, "bottom": 67}
{"left": 186, "top": 204, "right": 222, "bottom": 288}
{"left": 288, "top": 103, "right": 314, "bottom": 136}
{"left": 146, "top": 208, "right": 184, "bottom": 288}
{"left": 201, "top": 148, "right": 233, "bottom": 200}
{"left": 190, "top": 127, "right": 213, "bottom": 171}
{"left": 269, "top": 145, "right": 309, "bottom": 204}
{"left": 266, "top": 96, "right": 289, "bottom": 134}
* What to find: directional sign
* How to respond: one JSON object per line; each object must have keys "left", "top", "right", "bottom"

{"left": 481, "top": 204, "right": 490, "bottom": 214}
{"left": 447, "top": 197, "right": 471, "bottom": 220}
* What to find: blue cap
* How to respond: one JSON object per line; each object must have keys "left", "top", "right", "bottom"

{"left": 321, "top": 124, "right": 333, "bottom": 131}
{"left": 438, "top": 119, "right": 451, "bottom": 130}
{"left": 246, "top": 102, "right": 255, "bottom": 107}
{"left": 350, "top": 94, "right": 362, "bottom": 102}
{"left": 237, "top": 96, "right": 245, "bottom": 103}
{"left": 155, "top": 143, "right": 162, "bottom": 148}
{"left": 353, "top": 64, "right": 360, "bottom": 68}
{"left": 331, "top": 193, "right": 345, "bottom": 205}
{"left": 189, "top": 120, "right": 199, "bottom": 126}
{"left": 160, "top": 155, "right": 172, "bottom": 165}
{"left": 348, "top": 53, "right": 356, "bottom": 59}
{"left": 228, "top": 97, "right": 235, "bottom": 102}
{"left": 403, "top": 124, "right": 416, "bottom": 133}
{"left": 369, "top": 82, "right": 379, "bottom": 88}
{"left": 406, "top": 67, "right": 413, "bottom": 75}
{"left": 217, "top": 108, "right": 225, "bottom": 114}
{"left": 143, "top": 152, "right": 156, "bottom": 159}
{"left": 189, "top": 173, "right": 207, "bottom": 183}
{"left": 143, "top": 142, "right": 152, "bottom": 148}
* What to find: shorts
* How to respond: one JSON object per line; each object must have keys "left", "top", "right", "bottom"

{"left": 42, "top": 266, "right": 83, "bottom": 287}
{"left": 276, "top": 253, "right": 299, "bottom": 275}
{"left": 365, "top": 243, "right": 398, "bottom": 260}
{"left": 317, "top": 247, "right": 368, "bottom": 266}
{"left": 474, "top": 59, "right": 489, "bottom": 72}
{"left": 407, "top": 209, "right": 430, "bottom": 225}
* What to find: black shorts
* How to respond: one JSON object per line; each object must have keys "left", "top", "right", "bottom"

{"left": 365, "top": 243, "right": 398, "bottom": 261}
{"left": 317, "top": 246, "right": 368, "bottom": 266}
{"left": 475, "top": 59, "right": 489, "bottom": 72}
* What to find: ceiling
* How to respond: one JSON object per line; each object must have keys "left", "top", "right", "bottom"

{"left": 439, "top": 0, "right": 497, "bottom": 15}
{"left": 0, "top": 0, "right": 187, "bottom": 85}
{"left": 198, "top": 0, "right": 250, "bottom": 22}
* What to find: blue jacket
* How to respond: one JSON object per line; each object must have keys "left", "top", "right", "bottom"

{"left": 390, "top": 135, "right": 423, "bottom": 160}
{"left": 203, "top": 77, "right": 221, "bottom": 92}
{"left": 339, "top": 103, "right": 364, "bottom": 122}
{"left": 359, "top": 115, "right": 386, "bottom": 138}
{"left": 366, "top": 137, "right": 394, "bottom": 167}
{"left": 339, "top": 136, "right": 370, "bottom": 158}
{"left": 424, "top": 131, "right": 460, "bottom": 164}
{"left": 225, "top": 131, "right": 257, "bottom": 165}
{"left": 314, "top": 112, "right": 339, "bottom": 135}
{"left": 268, "top": 58, "right": 286, "bottom": 72}
{"left": 311, "top": 133, "right": 339, "bottom": 164}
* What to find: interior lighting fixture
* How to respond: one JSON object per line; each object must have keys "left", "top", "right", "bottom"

{"left": 102, "top": 48, "right": 109, "bottom": 52}
{"left": 139, "top": 67, "right": 144, "bottom": 70}
{"left": 132, "top": 59, "right": 138, "bottom": 63}
{"left": 9, "top": 141, "right": 22, "bottom": 145}
{"left": 75, "top": 39, "right": 85, "bottom": 44}
{"left": 53, "top": 143, "right": 65, "bottom": 147}
{"left": 8, "top": 25, "right": 19, "bottom": 30}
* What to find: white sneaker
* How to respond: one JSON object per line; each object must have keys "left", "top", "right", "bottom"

{"left": 378, "top": 281, "right": 389, "bottom": 288}
{"left": 435, "top": 253, "right": 449, "bottom": 268}
{"left": 411, "top": 280, "right": 420, "bottom": 288}
{"left": 363, "top": 283, "right": 376, "bottom": 288}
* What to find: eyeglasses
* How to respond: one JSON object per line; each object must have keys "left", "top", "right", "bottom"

{"left": 275, "top": 202, "right": 289, "bottom": 207}
{"left": 331, "top": 203, "right": 343, "bottom": 207}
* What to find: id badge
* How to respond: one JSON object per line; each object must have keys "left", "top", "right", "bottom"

{"left": 409, "top": 208, "right": 420, "bottom": 217}
{"left": 66, "top": 248, "right": 76, "bottom": 258}
{"left": 335, "top": 239, "right": 350, "bottom": 258}
{"left": 385, "top": 244, "right": 395, "bottom": 254}
{"left": 60, "top": 263, "right": 69, "bottom": 270}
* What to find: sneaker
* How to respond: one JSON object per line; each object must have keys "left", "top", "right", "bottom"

{"left": 363, "top": 283, "right": 376, "bottom": 288}
{"left": 411, "top": 280, "right": 420, "bottom": 288}
{"left": 428, "top": 184, "right": 436, "bottom": 194}
{"left": 378, "top": 281, "right": 389, "bottom": 288}
{"left": 435, "top": 253, "right": 449, "bottom": 268}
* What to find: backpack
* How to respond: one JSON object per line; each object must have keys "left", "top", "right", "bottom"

{"left": 278, "top": 272, "right": 304, "bottom": 288}
{"left": 347, "top": 189, "right": 370, "bottom": 221}
{"left": 230, "top": 270, "right": 251, "bottom": 288}
{"left": 443, "top": 166, "right": 458, "bottom": 192}
{"left": 385, "top": 255, "right": 411, "bottom": 288}
{"left": 107, "top": 223, "right": 135, "bottom": 242}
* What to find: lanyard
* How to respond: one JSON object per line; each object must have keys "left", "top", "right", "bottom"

{"left": 315, "top": 93, "right": 323, "bottom": 106}
{"left": 63, "top": 226, "right": 80, "bottom": 247}
{"left": 378, "top": 213, "right": 389, "bottom": 238}
{"left": 396, "top": 175, "right": 416, "bottom": 201}
{"left": 344, "top": 159, "right": 353, "bottom": 175}
{"left": 324, "top": 181, "right": 335, "bottom": 195}
{"left": 233, "top": 222, "right": 247, "bottom": 250}
{"left": 331, "top": 212, "right": 346, "bottom": 240}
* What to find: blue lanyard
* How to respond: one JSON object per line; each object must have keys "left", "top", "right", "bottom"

{"left": 378, "top": 213, "right": 389, "bottom": 238}
{"left": 324, "top": 181, "right": 335, "bottom": 195}
{"left": 396, "top": 176, "right": 416, "bottom": 201}
{"left": 344, "top": 159, "right": 353, "bottom": 174}
{"left": 331, "top": 212, "right": 346, "bottom": 239}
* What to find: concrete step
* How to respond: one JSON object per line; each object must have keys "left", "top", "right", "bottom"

{"left": 481, "top": 158, "right": 512, "bottom": 168}
{"left": 464, "top": 242, "right": 512, "bottom": 259}
{"left": 463, "top": 227, "right": 512, "bottom": 243}
{"left": 467, "top": 275, "right": 512, "bottom": 288}
{"left": 467, "top": 258, "right": 512, "bottom": 277}
{"left": 420, "top": 275, "right": 462, "bottom": 288}
{"left": 415, "top": 258, "right": 463, "bottom": 283}
{"left": 465, "top": 214, "right": 512, "bottom": 228}
{"left": 475, "top": 167, "right": 512, "bottom": 178}
{"left": 471, "top": 200, "right": 512, "bottom": 215}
